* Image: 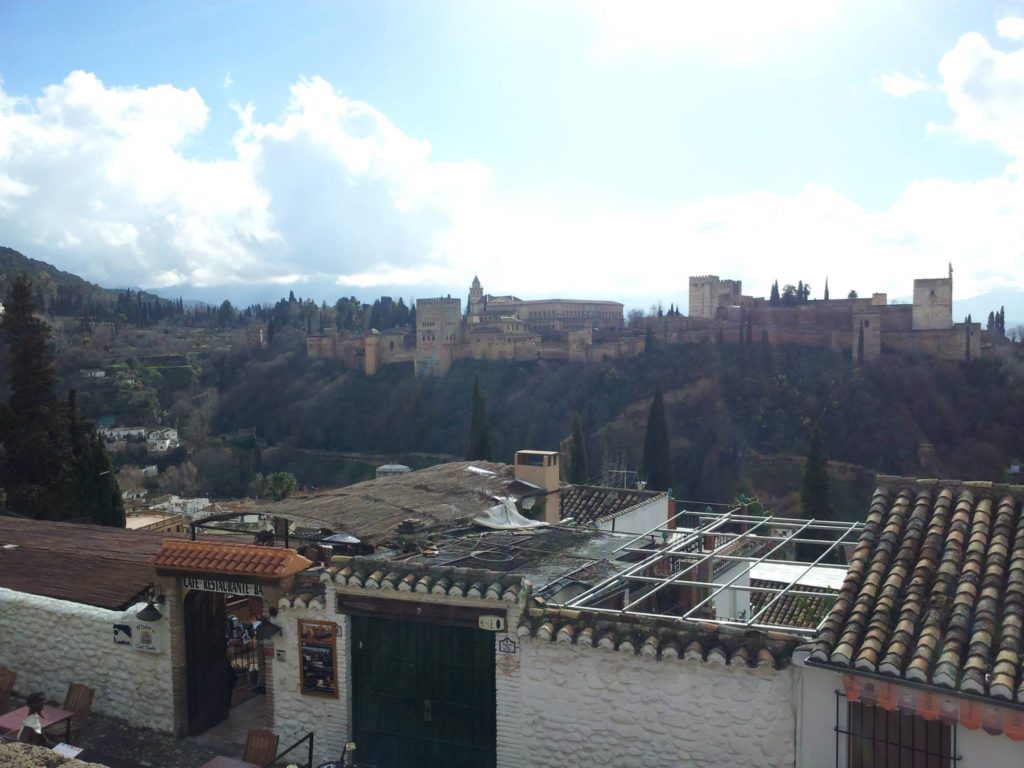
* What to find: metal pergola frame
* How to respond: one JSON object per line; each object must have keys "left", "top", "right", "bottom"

{"left": 565, "top": 506, "right": 863, "bottom": 636}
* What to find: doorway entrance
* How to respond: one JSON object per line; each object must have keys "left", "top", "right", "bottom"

{"left": 351, "top": 614, "right": 497, "bottom": 768}
{"left": 184, "top": 590, "right": 231, "bottom": 735}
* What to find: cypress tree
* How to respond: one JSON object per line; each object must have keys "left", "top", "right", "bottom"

{"left": 465, "top": 376, "right": 492, "bottom": 461}
{"left": 640, "top": 385, "right": 673, "bottom": 492}
{"left": 68, "top": 391, "right": 125, "bottom": 527}
{"left": 568, "top": 412, "right": 589, "bottom": 484}
{"left": 770, "top": 281, "right": 780, "bottom": 305}
{"left": 801, "top": 427, "right": 831, "bottom": 521}
{"left": 0, "top": 275, "right": 77, "bottom": 520}
{"left": 857, "top": 324, "right": 865, "bottom": 365}
{"left": 0, "top": 275, "right": 124, "bottom": 526}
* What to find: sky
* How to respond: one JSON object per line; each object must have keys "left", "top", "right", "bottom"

{"left": 1, "top": 0, "right": 1024, "bottom": 315}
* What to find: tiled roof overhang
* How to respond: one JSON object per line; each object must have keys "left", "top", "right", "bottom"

{"left": 322, "top": 556, "right": 523, "bottom": 603}
{"left": 808, "top": 481, "right": 1024, "bottom": 703}
{"left": 519, "top": 605, "right": 798, "bottom": 668}
{"left": 148, "top": 540, "right": 312, "bottom": 579}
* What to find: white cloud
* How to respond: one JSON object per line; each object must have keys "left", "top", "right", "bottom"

{"left": 0, "top": 71, "right": 487, "bottom": 290}
{"left": 934, "top": 29, "right": 1024, "bottom": 161}
{"left": 1, "top": 60, "right": 1024, "bottom": 309}
{"left": 223, "top": 71, "right": 234, "bottom": 88}
{"left": 996, "top": 16, "right": 1024, "bottom": 40}
{"left": 879, "top": 71, "right": 929, "bottom": 97}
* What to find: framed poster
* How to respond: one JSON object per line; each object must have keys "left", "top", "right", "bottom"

{"left": 298, "top": 619, "right": 339, "bottom": 697}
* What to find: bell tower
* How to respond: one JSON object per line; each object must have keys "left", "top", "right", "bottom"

{"left": 468, "top": 275, "right": 484, "bottom": 321}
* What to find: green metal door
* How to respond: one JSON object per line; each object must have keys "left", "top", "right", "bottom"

{"left": 351, "top": 614, "right": 497, "bottom": 768}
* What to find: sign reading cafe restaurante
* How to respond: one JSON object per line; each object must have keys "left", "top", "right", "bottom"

{"left": 182, "top": 576, "right": 263, "bottom": 597}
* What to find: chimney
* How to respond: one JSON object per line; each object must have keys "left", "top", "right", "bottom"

{"left": 396, "top": 518, "right": 428, "bottom": 551}
{"left": 514, "top": 450, "right": 561, "bottom": 524}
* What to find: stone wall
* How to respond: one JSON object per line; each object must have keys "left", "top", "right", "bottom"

{"left": 0, "top": 588, "right": 175, "bottom": 731}
{"left": 498, "top": 634, "right": 796, "bottom": 768}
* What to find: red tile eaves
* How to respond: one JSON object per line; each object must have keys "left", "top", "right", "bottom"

{"left": 148, "top": 540, "right": 312, "bottom": 578}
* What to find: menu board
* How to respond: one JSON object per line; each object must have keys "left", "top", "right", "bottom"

{"left": 298, "top": 619, "right": 339, "bottom": 698}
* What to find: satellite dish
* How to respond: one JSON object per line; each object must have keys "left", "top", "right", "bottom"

{"left": 522, "top": 497, "right": 535, "bottom": 510}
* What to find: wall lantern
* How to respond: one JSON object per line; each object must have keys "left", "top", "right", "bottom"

{"left": 136, "top": 590, "right": 166, "bottom": 622}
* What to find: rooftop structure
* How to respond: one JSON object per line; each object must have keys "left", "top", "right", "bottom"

{"left": 565, "top": 503, "right": 861, "bottom": 636}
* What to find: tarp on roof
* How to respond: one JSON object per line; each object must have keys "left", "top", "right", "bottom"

{"left": 473, "top": 497, "right": 547, "bottom": 530}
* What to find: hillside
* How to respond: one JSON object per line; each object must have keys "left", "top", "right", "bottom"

{"left": 213, "top": 331, "right": 1024, "bottom": 517}
{"left": 0, "top": 246, "right": 173, "bottom": 313}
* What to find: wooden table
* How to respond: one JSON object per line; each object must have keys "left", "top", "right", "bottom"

{"left": 0, "top": 704, "right": 74, "bottom": 743}
{"left": 199, "top": 756, "right": 262, "bottom": 768}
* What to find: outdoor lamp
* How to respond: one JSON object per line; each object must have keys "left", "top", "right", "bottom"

{"left": 136, "top": 591, "right": 165, "bottom": 621}
{"left": 256, "top": 620, "right": 281, "bottom": 639}
{"left": 256, "top": 606, "right": 282, "bottom": 639}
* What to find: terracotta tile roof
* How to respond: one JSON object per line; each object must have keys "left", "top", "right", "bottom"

{"left": 519, "top": 605, "right": 799, "bottom": 668}
{"left": 320, "top": 555, "right": 523, "bottom": 602}
{"left": 149, "top": 540, "right": 312, "bottom": 578}
{"left": 808, "top": 481, "right": 1024, "bottom": 703}
{"left": 560, "top": 485, "right": 664, "bottom": 525}
{"left": 749, "top": 579, "right": 836, "bottom": 630}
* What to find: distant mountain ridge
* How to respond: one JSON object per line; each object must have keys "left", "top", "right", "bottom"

{"left": 0, "top": 246, "right": 173, "bottom": 309}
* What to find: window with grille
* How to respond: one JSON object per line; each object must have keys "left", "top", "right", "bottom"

{"left": 836, "top": 693, "right": 958, "bottom": 767}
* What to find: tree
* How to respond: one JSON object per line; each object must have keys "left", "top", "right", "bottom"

{"left": 465, "top": 376, "right": 492, "bottom": 461}
{"left": 848, "top": 290, "right": 858, "bottom": 299}
{"left": 265, "top": 471, "right": 298, "bottom": 501}
{"left": 801, "top": 427, "right": 831, "bottom": 521}
{"left": 568, "top": 412, "right": 589, "bottom": 484}
{"left": 824, "top": 278, "right": 830, "bottom": 301}
{"left": 769, "top": 281, "right": 780, "bottom": 305}
{"left": 0, "top": 275, "right": 123, "bottom": 525}
{"left": 640, "top": 385, "right": 673, "bottom": 492}
{"left": 68, "top": 390, "right": 125, "bottom": 527}
{"left": 0, "top": 275, "right": 77, "bottom": 520}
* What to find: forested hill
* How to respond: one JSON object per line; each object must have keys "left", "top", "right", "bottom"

{"left": 0, "top": 247, "right": 172, "bottom": 313}
{"left": 214, "top": 329, "right": 1024, "bottom": 514}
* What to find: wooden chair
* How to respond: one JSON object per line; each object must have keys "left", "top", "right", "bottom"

{"left": 47, "top": 683, "right": 94, "bottom": 742}
{"left": 242, "top": 728, "right": 279, "bottom": 767}
{"left": 0, "top": 667, "right": 14, "bottom": 713}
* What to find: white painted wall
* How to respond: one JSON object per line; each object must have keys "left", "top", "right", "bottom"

{"left": 794, "top": 656, "right": 841, "bottom": 768}
{"left": 794, "top": 653, "right": 1024, "bottom": 768}
{"left": 270, "top": 588, "right": 349, "bottom": 765}
{"left": 0, "top": 587, "right": 175, "bottom": 731}
{"left": 958, "top": 717, "right": 1024, "bottom": 765}
{"left": 598, "top": 495, "right": 669, "bottom": 536}
{"left": 499, "top": 636, "right": 796, "bottom": 768}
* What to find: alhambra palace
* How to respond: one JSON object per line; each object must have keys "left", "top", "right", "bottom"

{"left": 305, "top": 269, "right": 982, "bottom": 376}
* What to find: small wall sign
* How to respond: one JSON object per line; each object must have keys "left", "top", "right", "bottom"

{"left": 478, "top": 615, "right": 505, "bottom": 631}
{"left": 497, "top": 637, "right": 517, "bottom": 654}
{"left": 113, "top": 624, "right": 132, "bottom": 645}
{"left": 134, "top": 622, "right": 160, "bottom": 653}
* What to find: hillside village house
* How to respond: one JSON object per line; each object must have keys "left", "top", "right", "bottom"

{"left": 3, "top": 461, "right": 1024, "bottom": 767}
